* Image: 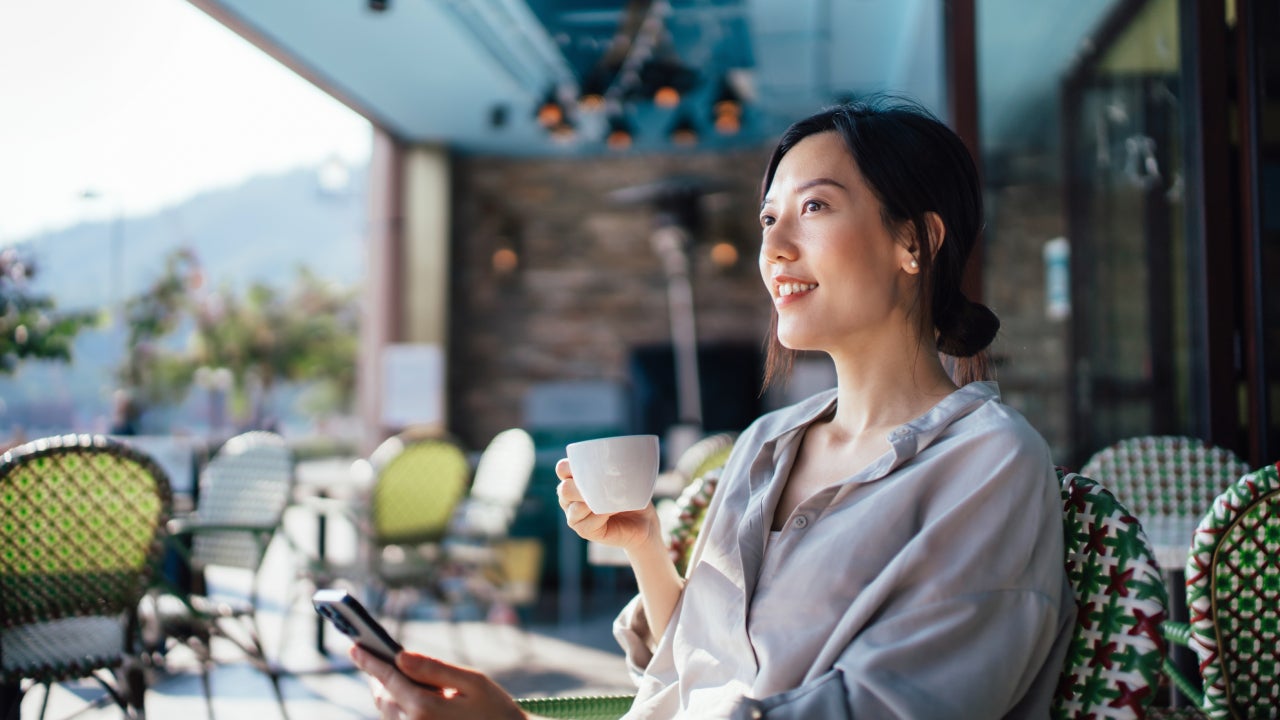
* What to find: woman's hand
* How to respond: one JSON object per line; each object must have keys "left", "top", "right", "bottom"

{"left": 350, "top": 646, "right": 526, "bottom": 720}
{"left": 556, "top": 458, "right": 660, "bottom": 551}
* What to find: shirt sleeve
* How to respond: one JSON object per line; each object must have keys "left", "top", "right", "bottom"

{"left": 612, "top": 593, "right": 658, "bottom": 682}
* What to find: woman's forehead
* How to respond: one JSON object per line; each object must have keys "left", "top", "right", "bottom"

{"left": 769, "top": 133, "right": 861, "bottom": 193}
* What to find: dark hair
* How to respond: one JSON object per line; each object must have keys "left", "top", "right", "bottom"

{"left": 759, "top": 96, "right": 998, "bottom": 388}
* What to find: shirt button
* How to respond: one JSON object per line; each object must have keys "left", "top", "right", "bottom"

{"left": 750, "top": 708, "right": 764, "bottom": 719}
{"left": 891, "top": 427, "right": 909, "bottom": 438}
{"left": 792, "top": 515, "right": 808, "bottom": 529}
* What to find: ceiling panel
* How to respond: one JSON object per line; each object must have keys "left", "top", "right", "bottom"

{"left": 191, "top": 0, "right": 960, "bottom": 156}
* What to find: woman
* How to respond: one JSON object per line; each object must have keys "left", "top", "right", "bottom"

{"left": 352, "top": 98, "right": 1074, "bottom": 719}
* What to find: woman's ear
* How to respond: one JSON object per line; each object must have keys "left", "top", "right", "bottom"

{"left": 923, "top": 211, "right": 946, "bottom": 256}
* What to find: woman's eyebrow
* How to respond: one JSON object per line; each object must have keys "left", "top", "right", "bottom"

{"left": 761, "top": 177, "right": 849, "bottom": 211}
{"left": 797, "top": 177, "right": 847, "bottom": 193}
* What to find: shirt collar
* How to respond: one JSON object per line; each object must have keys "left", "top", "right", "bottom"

{"left": 761, "top": 381, "right": 1002, "bottom": 469}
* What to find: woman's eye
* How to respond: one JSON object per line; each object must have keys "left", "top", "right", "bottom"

{"left": 803, "top": 200, "right": 823, "bottom": 212}
{"left": 760, "top": 215, "right": 775, "bottom": 227}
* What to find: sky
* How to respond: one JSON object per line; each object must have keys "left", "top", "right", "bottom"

{"left": 0, "top": 0, "right": 372, "bottom": 243}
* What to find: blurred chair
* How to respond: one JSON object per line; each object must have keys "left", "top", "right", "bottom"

{"left": 1158, "top": 462, "right": 1280, "bottom": 718}
{"left": 0, "top": 435, "right": 171, "bottom": 719}
{"left": 1081, "top": 436, "right": 1250, "bottom": 522}
{"left": 438, "top": 428, "right": 538, "bottom": 617}
{"left": 1053, "top": 470, "right": 1169, "bottom": 719}
{"left": 652, "top": 431, "right": 735, "bottom": 499}
{"left": 295, "top": 435, "right": 471, "bottom": 634}
{"left": 152, "top": 430, "right": 294, "bottom": 719}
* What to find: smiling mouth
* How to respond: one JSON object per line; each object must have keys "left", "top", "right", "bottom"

{"left": 777, "top": 282, "right": 817, "bottom": 297}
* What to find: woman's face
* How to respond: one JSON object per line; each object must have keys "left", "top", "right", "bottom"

{"left": 759, "top": 131, "right": 918, "bottom": 355}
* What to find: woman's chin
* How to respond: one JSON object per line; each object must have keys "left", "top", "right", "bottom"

{"left": 776, "top": 333, "right": 820, "bottom": 352}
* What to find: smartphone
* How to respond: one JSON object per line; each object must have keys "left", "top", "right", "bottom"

{"left": 312, "top": 588, "right": 402, "bottom": 663}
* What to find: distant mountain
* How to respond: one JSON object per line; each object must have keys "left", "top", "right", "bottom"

{"left": 1, "top": 163, "right": 368, "bottom": 437}
{"left": 25, "top": 163, "right": 368, "bottom": 309}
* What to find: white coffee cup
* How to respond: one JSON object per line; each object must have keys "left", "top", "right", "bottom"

{"left": 565, "top": 434, "right": 660, "bottom": 514}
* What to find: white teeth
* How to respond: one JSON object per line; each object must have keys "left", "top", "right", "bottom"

{"left": 777, "top": 282, "right": 817, "bottom": 297}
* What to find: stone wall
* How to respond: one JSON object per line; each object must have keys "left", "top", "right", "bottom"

{"left": 448, "top": 148, "right": 776, "bottom": 449}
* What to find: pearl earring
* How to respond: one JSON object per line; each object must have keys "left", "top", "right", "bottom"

{"left": 910, "top": 259, "right": 919, "bottom": 269}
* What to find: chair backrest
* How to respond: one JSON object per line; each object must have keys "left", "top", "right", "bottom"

{"left": 371, "top": 436, "right": 470, "bottom": 546}
{"left": 0, "top": 434, "right": 171, "bottom": 684}
{"left": 672, "top": 432, "right": 737, "bottom": 488}
{"left": 450, "top": 428, "right": 536, "bottom": 538}
{"left": 1053, "top": 471, "right": 1169, "bottom": 719}
{"left": 1183, "top": 461, "right": 1280, "bottom": 717}
{"left": 192, "top": 430, "right": 295, "bottom": 570}
{"left": 1080, "top": 435, "right": 1251, "bottom": 520}
{"left": 666, "top": 439, "right": 734, "bottom": 576}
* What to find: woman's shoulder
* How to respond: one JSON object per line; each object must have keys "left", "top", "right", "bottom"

{"left": 948, "top": 382, "right": 1049, "bottom": 450}
{"left": 738, "top": 388, "right": 839, "bottom": 443}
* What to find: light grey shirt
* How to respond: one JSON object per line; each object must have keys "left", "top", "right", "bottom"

{"left": 613, "top": 382, "right": 1074, "bottom": 719}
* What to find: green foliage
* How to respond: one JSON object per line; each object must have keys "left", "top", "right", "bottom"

{"left": 0, "top": 246, "right": 98, "bottom": 374}
{"left": 118, "top": 249, "right": 201, "bottom": 407}
{"left": 120, "top": 250, "right": 360, "bottom": 427}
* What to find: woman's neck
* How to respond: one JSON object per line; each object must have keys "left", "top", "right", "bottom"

{"left": 825, "top": 336, "right": 960, "bottom": 439}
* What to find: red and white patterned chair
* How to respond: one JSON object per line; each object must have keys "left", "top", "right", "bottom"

{"left": 1055, "top": 470, "right": 1170, "bottom": 719}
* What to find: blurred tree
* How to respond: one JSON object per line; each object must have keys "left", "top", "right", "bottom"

{"left": 114, "top": 250, "right": 359, "bottom": 431}
{"left": 117, "top": 248, "right": 200, "bottom": 409}
{"left": 0, "top": 245, "right": 97, "bottom": 374}
{"left": 188, "top": 265, "right": 359, "bottom": 428}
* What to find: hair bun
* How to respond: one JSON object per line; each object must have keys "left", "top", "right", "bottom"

{"left": 937, "top": 298, "right": 999, "bottom": 357}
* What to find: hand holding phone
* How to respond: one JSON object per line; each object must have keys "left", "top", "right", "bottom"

{"left": 312, "top": 588, "right": 403, "bottom": 664}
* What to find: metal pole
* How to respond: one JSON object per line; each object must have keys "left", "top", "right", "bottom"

{"left": 651, "top": 224, "right": 702, "bottom": 427}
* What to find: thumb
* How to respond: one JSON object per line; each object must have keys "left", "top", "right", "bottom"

{"left": 396, "top": 651, "right": 481, "bottom": 692}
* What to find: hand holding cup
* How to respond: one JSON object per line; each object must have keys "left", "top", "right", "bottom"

{"left": 557, "top": 434, "right": 661, "bottom": 549}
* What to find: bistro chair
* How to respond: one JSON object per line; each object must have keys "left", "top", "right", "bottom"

{"left": 293, "top": 435, "right": 471, "bottom": 636}
{"left": 437, "top": 429, "right": 538, "bottom": 617}
{"left": 0, "top": 434, "right": 171, "bottom": 719}
{"left": 1081, "top": 436, "right": 1251, "bottom": 524}
{"left": 1054, "top": 470, "right": 1170, "bottom": 719}
{"left": 1158, "top": 461, "right": 1280, "bottom": 718}
{"left": 668, "top": 432, "right": 736, "bottom": 491}
{"left": 150, "top": 430, "right": 294, "bottom": 719}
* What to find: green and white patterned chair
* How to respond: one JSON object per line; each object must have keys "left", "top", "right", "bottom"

{"left": 1081, "top": 436, "right": 1251, "bottom": 523}
{"left": 1160, "top": 462, "right": 1280, "bottom": 718}
{"left": 1054, "top": 471, "right": 1170, "bottom": 719}
{"left": 1, "top": 434, "right": 172, "bottom": 719}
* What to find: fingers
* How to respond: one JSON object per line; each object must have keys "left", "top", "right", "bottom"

{"left": 352, "top": 646, "right": 442, "bottom": 716}
{"left": 396, "top": 651, "right": 483, "bottom": 694}
{"left": 554, "top": 457, "right": 572, "bottom": 480}
{"left": 555, "top": 469, "right": 585, "bottom": 509}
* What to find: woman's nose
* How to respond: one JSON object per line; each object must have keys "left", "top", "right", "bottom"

{"left": 761, "top": 223, "right": 798, "bottom": 263}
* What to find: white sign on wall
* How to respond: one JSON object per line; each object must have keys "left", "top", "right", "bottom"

{"left": 380, "top": 343, "right": 444, "bottom": 429}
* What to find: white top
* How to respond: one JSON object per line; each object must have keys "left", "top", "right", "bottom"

{"left": 613, "top": 382, "right": 1075, "bottom": 719}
